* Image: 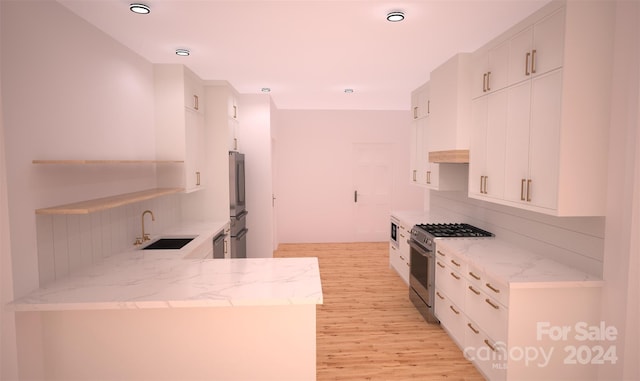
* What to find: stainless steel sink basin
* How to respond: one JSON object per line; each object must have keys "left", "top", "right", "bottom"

{"left": 142, "top": 238, "right": 194, "bottom": 250}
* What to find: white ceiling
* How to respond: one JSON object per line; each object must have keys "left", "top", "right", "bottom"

{"left": 58, "top": 0, "right": 550, "bottom": 110}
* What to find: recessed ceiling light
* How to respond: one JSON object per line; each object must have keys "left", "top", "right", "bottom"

{"left": 129, "top": 3, "right": 150, "bottom": 14}
{"left": 344, "top": 88, "right": 354, "bottom": 94}
{"left": 261, "top": 88, "right": 271, "bottom": 93}
{"left": 175, "top": 49, "right": 190, "bottom": 57}
{"left": 386, "top": 11, "right": 405, "bottom": 22}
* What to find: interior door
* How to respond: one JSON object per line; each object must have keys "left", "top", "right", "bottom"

{"left": 352, "top": 143, "right": 392, "bottom": 242}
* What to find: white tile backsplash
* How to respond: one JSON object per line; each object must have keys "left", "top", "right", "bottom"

{"left": 429, "top": 191, "right": 605, "bottom": 276}
{"left": 36, "top": 194, "right": 183, "bottom": 286}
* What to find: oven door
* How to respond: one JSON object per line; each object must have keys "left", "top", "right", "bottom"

{"left": 408, "top": 239, "right": 438, "bottom": 323}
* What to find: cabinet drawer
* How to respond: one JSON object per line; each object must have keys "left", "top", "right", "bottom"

{"left": 434, "top": 291, "right": 465, "bottom": 347}
{"left": 465, "top": 281, "right": 508, "bottom": 343}
{"left": 482, "top": 270, "right": 509, "bottom": 307}
{"left": 464, "top": 320, "right": 507, "bottom": 381}
{"left": 435, "top": 245, "right": 467, "bottom": 275}
{"left": 435, "top": 259, "right": 465, "bottom": 308}
{"left": 466, "top": 261, "right": 484, "bottom": 288}
{"left": 389, "top": 244, "right": 409, "bottom": 285}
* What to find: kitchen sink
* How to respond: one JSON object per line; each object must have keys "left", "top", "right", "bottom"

{"left": 142, "top": 238, "right": 194, "bottom": 250}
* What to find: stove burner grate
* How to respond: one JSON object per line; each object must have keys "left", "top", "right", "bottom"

{"left": 414, "top": 223, "right": 493, "bottom": 238}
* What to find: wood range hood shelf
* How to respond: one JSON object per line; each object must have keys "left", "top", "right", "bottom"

{"left": 428, "top": 150, "right": 469, "bottom": 164}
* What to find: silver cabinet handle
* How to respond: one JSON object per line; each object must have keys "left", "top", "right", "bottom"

{"left": 354, "top": 190, "right": 358, "bottom": 203}
{"left": 525, "top": 52, "right": 531, "bottom": 76}
{"left": 486, "top": 71, "right": 491, "bottom": 91}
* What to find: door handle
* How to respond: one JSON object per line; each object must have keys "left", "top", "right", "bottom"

{"left": 354, "top": 190, "right": 358, "bottom": 203}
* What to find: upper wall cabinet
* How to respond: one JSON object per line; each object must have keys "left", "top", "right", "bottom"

{"left": 507, "top": 8, "right": 565, "bottom": 87}
{"left": 409, "top": 54, "right": 471, "bottom": 191}
{"left": 207, "top": 82, "right": 241, "bottom": 152}
{"left": 468, "top": 0, "right": 615, "bottom": 216}
{"left": 410, "top": 82, "right": 430, "bottom": 186}
{"left": 411, "top": 82, "right": 430, "bottom": 120}
{"left": 471, "top": 40, "right": 509, "bottom": 99}
{"left": 429, "top": 53, "right": 472, "bottom": 153}
{"left": 154, "top": 65, "right": 206, "bottom": 193}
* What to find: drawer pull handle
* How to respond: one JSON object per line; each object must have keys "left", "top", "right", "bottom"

{"left": 450, "top": 259, "right": 460, "bottom": 267}
{"left": 486, "top": 283, "right": 500, "bottom": 293}
{"left": 399, "top": 233, "right": 405, "bottom": 238}
{"left": 484, "top": 339, "right": 497, "bottom": 352}
{"left": 449, "top": 305, "right": 460, "bottom": 315}
{"left": 467, "top": 323, "right": 480, "bottom": 334}
{"left": 436, "top": 291, "right": 445, "bottom": 300}
{"left": 485, "top": 298, "right": 500, "bottom": 310}
{"left": 450, "top": 272, "right": 461, "bottom": 280}
{"left": 469, "top": 271, "right": 481, "bottom": 280}
{"left": 437, "top": 262, "right": 445, "bottom": 269}
{"left": 437, "top": 250, "right": 445, "bottom": 257}
{"left": 468, "top": 285, "right": 481, "bottom": 295}
{"left": 399, "top": 255, "right": 405, "bottom": 261}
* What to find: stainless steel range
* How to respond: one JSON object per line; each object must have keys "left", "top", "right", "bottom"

{"left": 408, "top": 223, "right": 493, "bottom": 324}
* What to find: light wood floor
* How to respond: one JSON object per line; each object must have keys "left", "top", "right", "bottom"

{"left": 274, "top": 242, "right": 485, "bottom": 381}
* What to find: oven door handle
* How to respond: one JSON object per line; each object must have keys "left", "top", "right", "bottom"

{"left": 408, "top": 239, "right": 432, "bottom": 257}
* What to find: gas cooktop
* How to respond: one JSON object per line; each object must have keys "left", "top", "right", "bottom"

{"left": 414, "top": 223, "right": 494, "bottom": 238}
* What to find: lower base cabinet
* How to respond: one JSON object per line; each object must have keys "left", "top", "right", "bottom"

{"left": 434, "top": 244, "right": 603, "bottom": 381}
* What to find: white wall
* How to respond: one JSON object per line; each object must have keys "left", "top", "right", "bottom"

{"left": 275, "top": 109, "right": 424, "bottom": 243}
{"left": 1, "top": 1, "right": 157, "bottom": 298}
{"left": 600, "top": 1, "right": 640, "bottom": 379}
{"left": 0, "top": 0, "right": 20, "bottom": 373}
{"left": 238, "top": 94, "right": 275, "bottom": 257}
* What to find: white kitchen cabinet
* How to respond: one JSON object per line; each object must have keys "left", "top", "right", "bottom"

{"left": 507, "top": 8, "right": 565, "bottom": 86}
{"left": 389, "top": 217, "right": 410, "bottom": 285}
{"left": 155, "top": 64, "right": 206, "bottom": 193}
{"left": 435, "top": 290, "right": 466, "bottom": 348}
{"left": 468, "top": 0, "right": 614, "bottom": 216}
{"left": 468, "top": 89, "right": 507, "bottom": 200}
{"left": 424, "top": 54, "right": 471, "bottom": 191}
{"left": 206, "top": 82, "right": 241, "bottom": 152}
{"left": 410, "top": 83, "right": 430, "bottom": 186}
{"left": 434, "top": 240, "right": 602, "bottom": 381}
{"left": 504, "top": 70, "right": 562, "bottom": 210}
{"left": 471, "top": 40, "right": 509, "bottom": 99}
{"left": 429, "top": 53, "right": 472, "bottom": 152}
{"left": 411, "top": 82, "right": 430, "bottom": 120}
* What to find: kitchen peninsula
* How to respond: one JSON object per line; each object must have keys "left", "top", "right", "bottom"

{"left": 11, "top": 221, "right": 323, "bottom": 381}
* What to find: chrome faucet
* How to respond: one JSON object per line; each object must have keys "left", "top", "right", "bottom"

{"left": 135, "top": 210, "right": 155, "bottom": 245}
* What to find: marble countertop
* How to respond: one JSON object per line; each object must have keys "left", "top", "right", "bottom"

{"left": 11, "top": 221, "right": 323, "bottom": 312}
{"left": 391, "top": 210, "right": 447, "bottom": 226}
{"left": 391, "top": 209, "right": 602, "bottom": 288}
{"left": 435, "top": 238, "right": 603, "bottom": 288}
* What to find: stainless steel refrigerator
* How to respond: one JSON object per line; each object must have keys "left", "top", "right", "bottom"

{"left": 229, "top": 151, "right": 248, "bottom": 258}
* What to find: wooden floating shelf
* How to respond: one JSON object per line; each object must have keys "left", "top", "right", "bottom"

{"left": 428, "top": 150, "right": 470, "bottom": 164}
{"left": 36, "top": 188, "right": 184, "bottom": 215}
{"left": 33, "top": 160, "right": 183, "bottom": 164}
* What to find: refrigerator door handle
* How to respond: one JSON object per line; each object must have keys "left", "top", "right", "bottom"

{"left": 235, "top": 228, "right": 249, "bottom": 240}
